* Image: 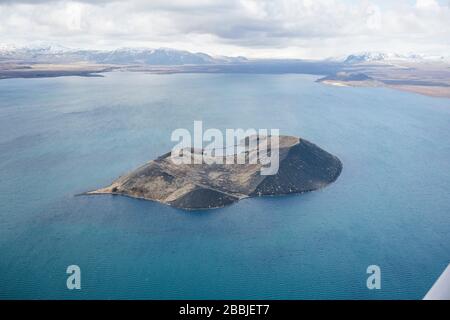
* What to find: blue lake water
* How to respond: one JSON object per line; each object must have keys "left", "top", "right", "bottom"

{"left": 0, "top": 72, "right": 449, "bottom": 299}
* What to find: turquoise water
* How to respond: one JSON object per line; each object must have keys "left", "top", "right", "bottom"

{"left": 0, "top": 72, "right": 449, "bottom": 299}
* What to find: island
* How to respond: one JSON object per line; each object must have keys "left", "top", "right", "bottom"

{"left": 84, "top": 136, "right": 342, "bottom": 210}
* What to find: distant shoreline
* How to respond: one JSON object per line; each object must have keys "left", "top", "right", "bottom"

{"left": 318, "top": 79, "right": 450, "bottom": 99}
{"left": 0, "top": 63, "right": 117, "bottom": 80}
{"left": 1, "top": 61, "right": 450, "bottom": 99}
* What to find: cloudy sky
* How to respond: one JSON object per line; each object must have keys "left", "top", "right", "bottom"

{"left": 0, "top": 0, "right": 449, "bottom": 58}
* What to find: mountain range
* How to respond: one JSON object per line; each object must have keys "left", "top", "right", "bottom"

{"left": 0, "top": 44, "right": 248, "bottom": 65}
{"left": 1, "top": 44, "right": 449, "bottom": 66}
{"left": 342, "top": 51, "right": 449, "bottom": 64}
{"left": 0, "top": 44, "right": 450, "bottom": 65}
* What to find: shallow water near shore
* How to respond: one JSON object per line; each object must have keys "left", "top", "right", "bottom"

{"left": 1, "top": 72, "right": 450, "bottom": 299}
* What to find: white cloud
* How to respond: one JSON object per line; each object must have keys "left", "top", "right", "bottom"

{"left": 416, "top": 0, "right": 440, "bottom": 9}
{"left": 0, "top": 0, "right": 449, "bottom": 58}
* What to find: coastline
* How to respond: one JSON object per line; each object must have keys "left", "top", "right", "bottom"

{"left": 2, "top": 61, "right": 450, "bottom": 99}
{"left": 319, "top": 79, "right": 450, "bottom": 99}
{"left": 0, "top": 63, "right": 117, "bottom": 80}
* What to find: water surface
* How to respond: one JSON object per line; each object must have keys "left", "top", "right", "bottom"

{"left": 0, "top": 72, "right": 449, "bottom": 299}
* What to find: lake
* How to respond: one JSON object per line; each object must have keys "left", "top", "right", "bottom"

{"left": 0, "top": 72, "right": 449, "bottom": 299}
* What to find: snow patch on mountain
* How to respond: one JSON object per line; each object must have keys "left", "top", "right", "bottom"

{"left": 0, "top": 44, "right": 247, "bottom": 65}
{"left": 343, "top": 51, "right": 450, "bottom": 64}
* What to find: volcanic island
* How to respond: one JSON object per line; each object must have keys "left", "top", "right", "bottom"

{"left": 85, "top": 135, "right": 342, "bottom": 210}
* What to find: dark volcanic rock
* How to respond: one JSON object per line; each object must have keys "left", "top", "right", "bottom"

{"left": 250, "top": 139, "right": 341, "bottom": 196}
{"left": 169, "top": 187, "right": 240, "bottom": 210}
{"left": 86, "top": 136, "right": 342, "bottom": 210}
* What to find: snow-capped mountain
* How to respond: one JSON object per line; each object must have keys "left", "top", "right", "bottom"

{"left": 87, "top": 47, "right": 215, "bottom": 65}
{"left": 0, "top": 44, "right": 248, "bottom": 65}
{"left": 343, "top": 52, "right": 450, "bottom": 64}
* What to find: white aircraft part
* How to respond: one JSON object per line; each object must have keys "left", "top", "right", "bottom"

{"left": 424, "top": 264, "right": 450, "bottom": 300}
